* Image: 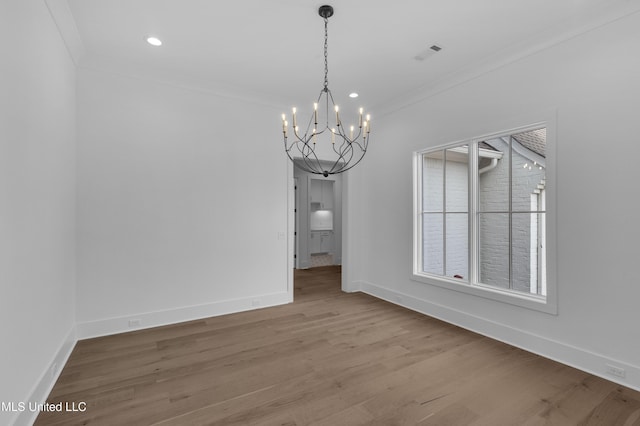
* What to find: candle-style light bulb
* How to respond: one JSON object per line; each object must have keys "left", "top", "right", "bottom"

{"left": 335, "top": 105, "right": 340, "bottom": 125}
{"left": 331, "top": 128, "right": 336, "bottom": 144}
{"left": 292, "top": 107, "right": 297, "bottom": 128}
{"left": 359, "top": 108, "right": 363, "bottom": 128}
{"left": 313, "top": 103, "right": 318, "bottom": 125}
{"left": 350, "top": 125, "right": 354, "bottom": 139}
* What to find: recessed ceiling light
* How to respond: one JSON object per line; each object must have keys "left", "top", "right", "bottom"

{"left": 349, "top": 92, "right": 359, "bottom": 98}
{"left": 146, "top": 36, "right": 162, "bottom": 46}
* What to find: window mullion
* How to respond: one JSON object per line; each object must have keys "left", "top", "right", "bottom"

{"left": 508, "top": 136, "right": 513, "bottom": 290}
{"left": 414, "top": 153, "right": 422, "bottom": 275}
{"left": 469, "top": 142, "right": 479, "bottom": 285}
{"left": 442, "top": 149, "right": 447, "bottom": 276}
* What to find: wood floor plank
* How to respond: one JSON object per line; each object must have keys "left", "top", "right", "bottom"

{"left": 34, "top": 265, "right": 640, "bottom": 425}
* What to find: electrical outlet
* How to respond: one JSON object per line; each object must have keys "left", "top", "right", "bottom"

{"left": 128, "top": 319, "right": 141, "bottom": 328}
{"left": 605, "top": 364, "right": 626, "bottom": 379}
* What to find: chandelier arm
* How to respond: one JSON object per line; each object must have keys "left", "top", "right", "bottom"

{"left": 293, "top": 156, "right": 324, "bottom": 175}
{"left": 346, "top": 139, "right": 366, "bottom": 151}
{"left": 329, "top": 139, "right": 354, "bottom": 173}
{"left": 326, "top": 89, "right": 342, "bottom": 129}
{"left": 337, "top": 142, "right": 356, "bottom": 169}
{"left": 297, "top": 141, "right": 319, "bottom": 165}
{"left": 343, "top": 139, "right": 368, "bottom": 162}
{"left": 328, "top": 148, "right": 346, "bottom": 172}
{"left": 336, "top": 134, "right": 369, "bottom": 172}
{"left": 289, "top": 135, "right": 366, "bottom": 176}
{"left": 296, "top": 139, "right": 330, "bottom": 175}
{"left": 297, "top": 133, "right": 348, "bottom": 176}
{"left": 296, "top": 153, "right": 321, "bottom": 175}
{"left": 285, "top": 140, "right": 318, "bottom": 175}
{"left": 303, "top": 110, "right": 315, "bottom": 136}
{"left": 287, "top": 114, "right": 340, "bottom": 174}
{"left": 334, "top": 143, "right": 366, "bottom": 174}
{"left": 292, "top": 122, "right": 305, "bottom": 140}
{"left": 336, "top": 152, "right": 367, "bottom": 174}
{"left": 329, "top": 154, "right": 349, "bottom": 174}
{"left": 336, "top": 141, "right": 354, "bottom": 163}
{"left": 335, "top": 123, "right": 367, "bottom": 147}
{"left": 323, "top": 88, "right": 330, "bottom": 129}
{"left": 332, "top": 137, "right": 350, "bottom": 156}
{"left": 286, "top": 138, "right": 308, "bottom": 164}
{"left": 300, "top": 156, "right": 321, "bottom": 174}
{"left": 296, "top": 89, "right": 328, "bottom": 139}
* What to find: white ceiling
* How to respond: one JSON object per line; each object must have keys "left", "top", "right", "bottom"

{"left": 48, "top": 0, "right": 640, "bottom": 113}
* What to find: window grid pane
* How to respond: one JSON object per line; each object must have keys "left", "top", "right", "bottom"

{"left": 446, "top": 213, "right": 468, "bottom": 280}
{"left": 478, "top": 138, "right": 509, "bottom": 213}
{"left": 511, "top": 212, "right": 546, "bottom": 295}
{"left": 512, "top": 129, "right": 546, "bottom": 213}
{"left": 422, "top": 213, "right": 443, "bottom": 275}
{"left": 478, "top": 213, "right": 509, "bottom": 289}
{"left": 445, "top": 146, "right": 468, "bottom": 213}
{"left": 422, "top": 151, "right": 444, "bottom": 213}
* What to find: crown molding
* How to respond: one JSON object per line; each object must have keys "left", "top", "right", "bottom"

{"left": 375, "top": 1, "right": 640, "bottom": 117}
{"left": 45, "top": 0, "right": 85, "bottom": 66}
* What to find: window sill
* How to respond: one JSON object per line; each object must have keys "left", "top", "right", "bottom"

{"left": 411, "top": 272, "right": 557, "bottom": 315}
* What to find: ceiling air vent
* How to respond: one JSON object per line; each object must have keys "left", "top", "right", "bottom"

{"left": 414, "top": 44, "right": 443, "bottom": 61}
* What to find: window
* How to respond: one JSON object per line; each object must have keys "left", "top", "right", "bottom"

{"left": 413, "top": 124, "right": 556, "bottom": 313}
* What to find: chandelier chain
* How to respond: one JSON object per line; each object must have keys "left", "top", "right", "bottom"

{"left": 323, "top": 17, "right": 329, "bottom": 91}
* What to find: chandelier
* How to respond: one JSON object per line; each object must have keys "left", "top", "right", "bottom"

{"left": 281, "top": 5, "right": 370, "bottom": 177}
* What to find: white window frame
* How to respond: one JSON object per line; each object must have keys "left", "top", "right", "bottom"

{"left": 412, "top": 121, "right": 557, "bottom": 314}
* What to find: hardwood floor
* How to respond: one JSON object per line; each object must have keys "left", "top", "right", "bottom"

{"left": 35, "top": 266, "right": 640, "bottom": 425}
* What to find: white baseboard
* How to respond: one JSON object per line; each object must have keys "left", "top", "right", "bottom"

{"left": 76, "top": 291, "right": 292, "bottom": 340}
{"left": 14, "top": 326, "right": 77, "bottom": 426}
{"left": 359, "top": 280, "right": 640, "bottom": 392}
{"left": 342, "top": 279, "right": 364, "bottom": 293}
{"left": 11, "top": 293, "right": 291, "bottom": 425}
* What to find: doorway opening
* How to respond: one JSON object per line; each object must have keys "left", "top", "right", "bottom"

{"left": 293, "top": 172, "right": 342, "bottom": 269}
{"left": 294, "top": 265, "right": 342, "bottom": 301}
{"left": 291, "top": 162, "right": 345, "bottom": 300}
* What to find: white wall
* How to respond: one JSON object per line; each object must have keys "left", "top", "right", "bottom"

{"left": 0, "top": 1, "right": 77, "bottom": 425}
{"left": 76, "top": 69, "right": 291, "bottom": 337}
{"left": 349, "top": 11, "right": 640, "bottom": 389}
